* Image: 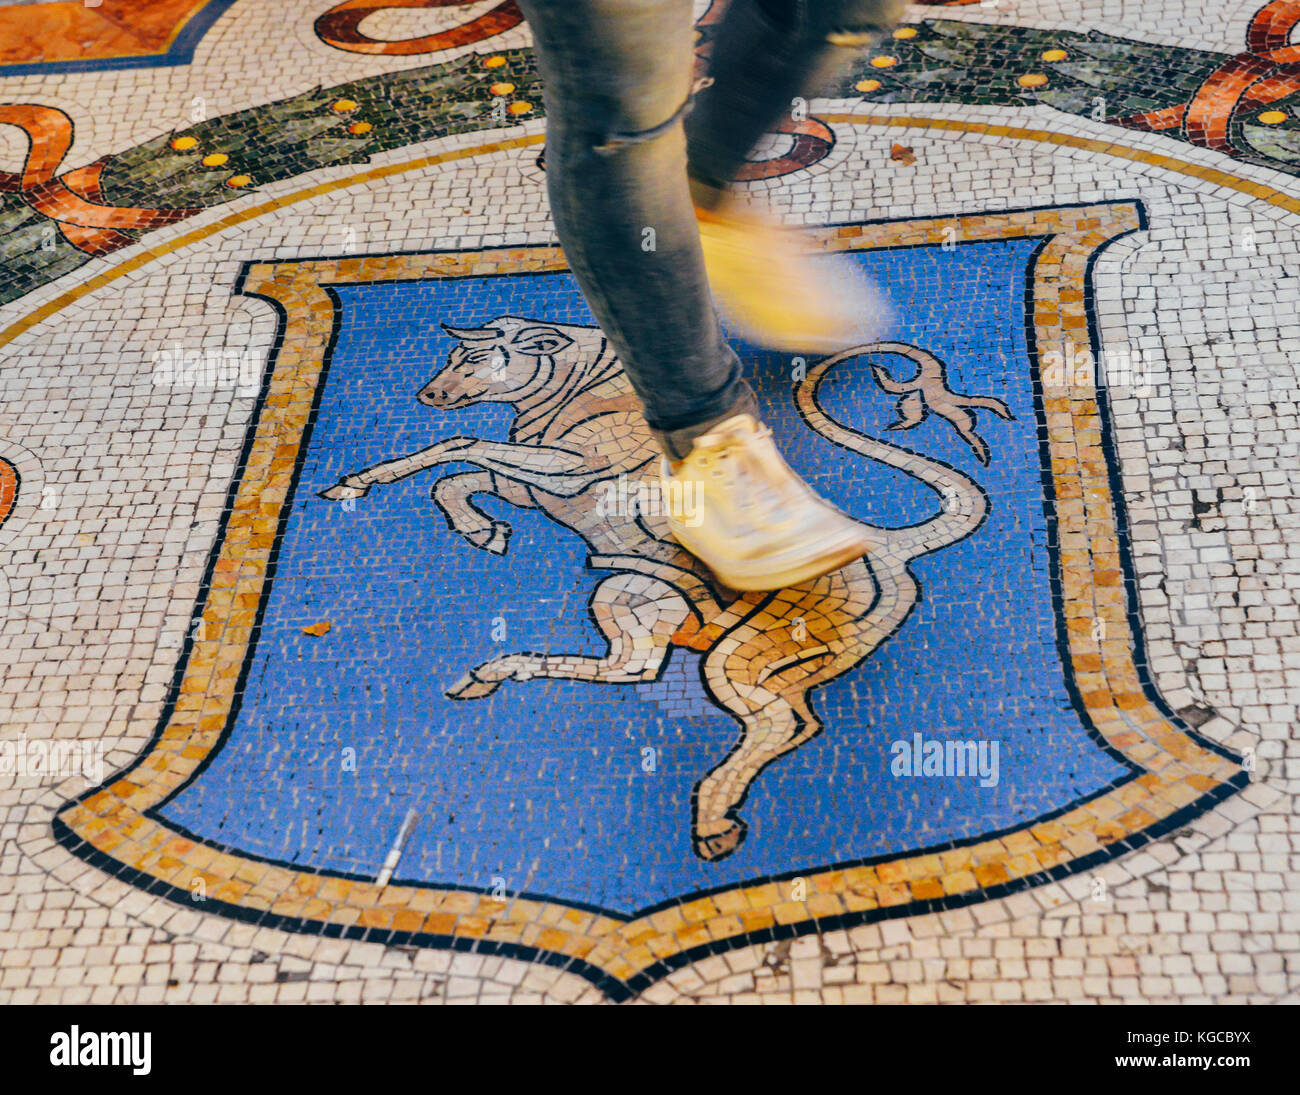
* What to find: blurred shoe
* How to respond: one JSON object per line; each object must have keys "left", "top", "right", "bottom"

{"left": 695, "top": 201, "right": 890, "bottom": 353}
{"left": 662, "top": 414, "right": 870, "bottom": 590}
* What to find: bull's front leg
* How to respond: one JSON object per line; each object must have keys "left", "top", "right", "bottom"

{"left": 321, "top": 437, "right": 608, "bottom": 503}
{"left": 318, "top": 437, "right": 477, "bottom": 500}
{"left": 433, "top": 438, "right": 627, "bottom": 497}
{"left": 431, "top": 470, "right": 526, "bottom": 556}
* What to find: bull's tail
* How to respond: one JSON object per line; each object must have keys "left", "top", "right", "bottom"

{"left": 794, "top": 343, "right": 991, "bottom": 557}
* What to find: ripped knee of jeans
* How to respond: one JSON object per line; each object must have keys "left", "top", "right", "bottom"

{"left": 591, "top": 87, "right": 700, "bottom": 156}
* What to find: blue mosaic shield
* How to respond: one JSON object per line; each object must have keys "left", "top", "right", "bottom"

{"left": 56, "top": 202, "right": 1246, "bottom": 999}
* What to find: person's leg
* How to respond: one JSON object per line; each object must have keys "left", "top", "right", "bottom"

{"left": 516, "top": 0, "right": 875, "bottom": 591}
{"left": 514, "top": 0, "right": 756, "bottom": 459}
{"left": 686, "top": 0, "right": 904, "bottom": 205}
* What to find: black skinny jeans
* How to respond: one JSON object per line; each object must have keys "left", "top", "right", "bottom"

{"left": 515, "top": 0, "right": 903, "bottom": 456}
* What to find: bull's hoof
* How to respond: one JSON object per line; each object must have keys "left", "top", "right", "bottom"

{"left": 693, "top": 818, "right": 747, "bottom": 862}
{"left": 320, "top": 481, "right": 368, "bottom": 501}
{"left": 445, "top": 671, "right": 502, "bottom": 700}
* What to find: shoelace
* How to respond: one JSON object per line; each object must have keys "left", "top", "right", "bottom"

{"left": 695, "top": 429, "right": 781, "bottom": 513}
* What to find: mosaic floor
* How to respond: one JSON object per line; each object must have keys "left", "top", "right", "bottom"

{"left": 0, "top": 0, "right": 1297, "bottom": 1005}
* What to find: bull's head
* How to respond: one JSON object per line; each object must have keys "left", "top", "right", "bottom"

{"left": 419, "top": 317, "right": 576, "bottom": 408}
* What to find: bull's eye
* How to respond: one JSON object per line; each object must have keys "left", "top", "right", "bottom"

{"left": 510, "top": 327, "right": 574, "bottom": 356}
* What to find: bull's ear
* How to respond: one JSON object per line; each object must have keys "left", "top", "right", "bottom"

{"left": 510, "top": 326, "right": 574, "bottom": 357}
{"left": 441, "top": 322, "right": 502, "bottom": 342}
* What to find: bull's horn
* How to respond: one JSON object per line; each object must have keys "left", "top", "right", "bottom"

{"left": 440, "top": 323, "right": 503, "bottom": 341}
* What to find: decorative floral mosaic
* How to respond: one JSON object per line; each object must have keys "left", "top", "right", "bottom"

{"left": 3, "top": 3, "right": 1298, "bottom": 304}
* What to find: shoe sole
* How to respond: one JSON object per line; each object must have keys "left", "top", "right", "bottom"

{"left": 669, "top": 527, "right": 869, "bottom": 592}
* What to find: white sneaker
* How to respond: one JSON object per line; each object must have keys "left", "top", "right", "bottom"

{"left": 662, "top": 414, "right": 871, "bottom": 590}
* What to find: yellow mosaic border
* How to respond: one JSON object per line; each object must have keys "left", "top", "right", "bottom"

{"left": 53, "top": 201, "right": 1244, "bottom": 993}
{"left": 158, "top": 0, "right": 219, "bottom": 53}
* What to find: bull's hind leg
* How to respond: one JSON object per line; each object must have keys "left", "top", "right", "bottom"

{"left": 689, "top": 575, "right": 870, "bottom": 861}
{"left": 446, "top": 574, "right": 691, "bottom": 699}
{"left": 691, "top": 689, "right": 824, "bottom": 862}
